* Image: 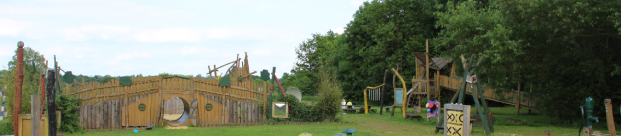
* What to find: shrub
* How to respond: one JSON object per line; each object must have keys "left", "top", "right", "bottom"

{"left": 56, "top": 94, "right": 83, "bottom": 133}
{"left": 314, "top": 66, "right": 343, "bottom": 122}
{"left": 0, "top": 119, "right": 13, "bottom": 135}
{"left": 275, "top": 95, "right": 318, "bottom": 122}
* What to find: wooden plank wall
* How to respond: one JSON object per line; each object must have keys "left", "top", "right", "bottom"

{"left": 70, "top": 75, "right": 267, "bottom": 130}
{"left": 438, "top": 75, "right": 538, "bottom": 108}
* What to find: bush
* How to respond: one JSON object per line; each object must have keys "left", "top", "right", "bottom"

{"left": 0, "top": 119, "right": 13, "bottom": 135}
{"left": 275, "top": 96, "right": 318, "bottom": 122}
{"left": 314, "top": 66, "right": 343, "bottom": 122}
{"left": 56, "top": 94, "right": 83, "bottom": 133}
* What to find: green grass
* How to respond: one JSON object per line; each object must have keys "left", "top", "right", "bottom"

{"left": 64, "top": 106, "right": 617, "bottom": 136}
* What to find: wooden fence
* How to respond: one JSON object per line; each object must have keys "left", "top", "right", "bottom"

{"left": 67, "top": 76, "right": 268, "bottom": 130}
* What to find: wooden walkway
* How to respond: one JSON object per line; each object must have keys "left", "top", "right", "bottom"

{"left": 437, "top": 75, "right": 540, "bottom": 111}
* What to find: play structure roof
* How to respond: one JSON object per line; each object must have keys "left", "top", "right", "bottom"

{"left": 412, "top": 52, "right": 453, "bottom": 70}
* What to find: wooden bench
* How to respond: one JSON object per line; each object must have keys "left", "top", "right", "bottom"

{"left": 384, "top": 106, "right": 392, "bottom": 112}
{"left": 405, "top": 113, "right": 422, "bottom": 121}
{"left": 435, "top": 119, "right": 477, "bottom": 134}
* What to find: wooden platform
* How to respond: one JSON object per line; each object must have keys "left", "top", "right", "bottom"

{"left": 405, "top": 113, "right": 422, "bottom": 121}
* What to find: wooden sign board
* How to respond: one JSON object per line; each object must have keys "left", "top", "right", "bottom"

{"left": 444, "top": 104, "right": 471, "bottom": 136}
{"left": 394, "top": 88, "right": 403, "bottom": 105}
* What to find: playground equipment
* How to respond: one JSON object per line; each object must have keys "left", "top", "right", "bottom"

{"left": 578, "top": 97, "right": 600, "bottom": 136}
{"left": 367, "top": 88, "right": 381, "bottom": 101}
{"left": 444, "top": 103, "right": 472, "bottom": 136}
{"left": 286, "top": 87, "right": 302, "bottom": 103}
{"left": 390, "top": 40, "right": 443, "bottom": 118}
{"left": 436, "top": 54, "right": 494, "bottom": 136}
{"left": 272, "top": 102, "right": 288, "bottom": 118}
{"left": 342, "top": 128, "right": 356, "bottom": 136}
{"left": 363, "top": 84, "right": 385, "bottom": 114}
{"left": 62, "top": 53, "right": 268, "bottom": 129}
{"left": 580, "top": 97, "right": 599, "bottom": 129}
{"left": 390, "top": 68, "right": 408, "bottom": 118}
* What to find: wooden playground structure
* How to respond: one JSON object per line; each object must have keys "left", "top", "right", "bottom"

{"left": 61, "top": 54, "right": 269, "bottom": 129}
{"left": 404, "top": 40, "right": 539, "bottom": 116}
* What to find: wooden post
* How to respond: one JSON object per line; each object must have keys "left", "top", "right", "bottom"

{"left": 517, "top": 82, "right": 521, "bottom": 115}
{"left": 380, "top": 70, "right": 387, "bottom": 115}
{"left": 222, "top": 86, "right": 226, "bottom": 124}
{"left": 583, "top": 127, "right": 592, "bottom": 136}
{"left": 529, "top": 83, "right": 532, "bottom": 114}
{"left": 14, "top": 42, "right": 24, "bottom": 136}
{"left": 158, "top": 76, "right": 163, "bottom": 126}
{"left": 426, "top": 39, "right": 430, "bottom": 101}
{"left": 46, "top": 69, "right": 57, "bottom": 136}
{"left": 544, "top": 130, "right": 551, "bottom": 136}
{"left": 125, "top": 85, "right": 129, "bottom": 127}
{"left": 437, "top": 71, "right": 440, "bottom": 101}
{"left": 605, "top": 99, "right": 616, "bottom": 136}
{"left": 31, "top": 95, "right": 41, "bottom": 136}
{"left": 263, "top": 81, "right": 267, "bottom": 120}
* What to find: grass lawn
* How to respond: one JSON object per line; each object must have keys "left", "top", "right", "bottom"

{"left": 63, "top": 106, "right": 617, "bottom": 136}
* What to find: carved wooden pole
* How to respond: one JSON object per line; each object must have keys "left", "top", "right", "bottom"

{"left": 14, "top": 41, "right": 24, "bottom": 136}
{"left": 46, "top": 69, "right": 57, "bottom": 136}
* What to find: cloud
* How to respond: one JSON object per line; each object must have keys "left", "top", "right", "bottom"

{"left": 62, "top": 24, "right": 130, "bottom": 41}
{"left": 349, "top": 0, "right": 366, "bottom": 7}
{"left": 134, "top": 28, "right": 200, "bottom": 42}
{"left": 115, "top": 52, "right": 152, "bottom": 60}
{"left": 0, "top": 19, "right": 26, "bottom": 36}
{"left": 332, "top": 27, "right": 346, "bottom": 34}
{"left": 231, "top": 0, "right": 248, "bottom": 5}
{"left": 205, "top": 26, "right": 307, "bottom": 42}
{"left": 181, "top": 46, "right": 200, "bottom": 55}
{"left": 0, "top": 0, "right": 199, "bottom": 21}
{"left": 0, "top": 46, "right": 11, "bottom": 56}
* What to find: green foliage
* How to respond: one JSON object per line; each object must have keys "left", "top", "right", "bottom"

{"left": 314, "top": 66, "right": 343, "bottom": 122}
{"left": 98, "top": 75, "right": 116, "bottom": 84}
{"left": 435, "top": 0, "right": 621, "bottom": 121}
{"left": 274, "top": 96, "right": 318, "bottom": 122}
{"left": 289, "top": 0, "right": 442, "bottom": 104}
{"left": 0, "top": 47, "right": 45, "bottom": 125}
{"left": 57, "top": 94, "right": 84, "bottom": 133}
{"left": 0, "top": 119, "right": 13, "bottom": 135}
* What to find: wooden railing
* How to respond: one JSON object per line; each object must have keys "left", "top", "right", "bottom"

{"left": 67, "top": 76, "right": 267, "bottom": 105}
{"left": 438, "top": 75, "right": 538, "bottom": 110}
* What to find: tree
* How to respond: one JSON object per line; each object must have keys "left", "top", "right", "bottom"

{"left": 0, "top": 47, "right": 45, "bottom": 125}
{"left": 338, "top": 0, "right": 440, "bottom": 103}
{"left": 435, "top": 0, "right": 621, "bottom": 121}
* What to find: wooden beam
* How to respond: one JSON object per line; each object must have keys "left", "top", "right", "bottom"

{"left": 605, "top": 99, "right": 616, "bottom": 136}
{"left": 426, "top": 39, "right": 430, "bottom": 101}
{"left": 517, "top": 82, "right": 521, "bottom": 115}
{"left": 208, "top": 60, "right": 236, "bottom": 74}
{"left": 31, "top": 95, "right": 41, "bottom": 136}
{"left": 237, "top": 71, "right": 257, "bottom": 79}
{"left": 529, "top": 83, "right": 532, "bottom": 114}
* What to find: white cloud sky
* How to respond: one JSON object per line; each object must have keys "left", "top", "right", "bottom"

{"left": 0, "top": 0, "right": 363, "bottom": 77}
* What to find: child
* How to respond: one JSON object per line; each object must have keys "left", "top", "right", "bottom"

{"left": 346, "top": 100, "right": 354, "bottom": 109}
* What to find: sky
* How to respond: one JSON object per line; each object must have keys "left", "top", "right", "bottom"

{"left": 0, "top": 0, "right": 366, "bottom": 77}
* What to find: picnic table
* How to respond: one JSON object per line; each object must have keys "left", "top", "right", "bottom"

{"left": 341, "top": 105, "right": 376, "bottom": 113}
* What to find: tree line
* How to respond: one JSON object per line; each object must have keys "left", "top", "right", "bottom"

{"left": 285, "top": 0, "right": 621, "bottom": 121}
